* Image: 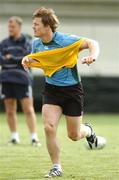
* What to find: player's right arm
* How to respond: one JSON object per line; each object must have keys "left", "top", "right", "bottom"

{"left": 22, "top": 56, "right": 34, "bottom": 70}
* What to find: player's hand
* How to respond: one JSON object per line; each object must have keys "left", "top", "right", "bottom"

{"left": 22, "top": 56, "right": 32, "bottom": 70}
{"left": 81, "top": 56, "right": 96, "bottom": 66}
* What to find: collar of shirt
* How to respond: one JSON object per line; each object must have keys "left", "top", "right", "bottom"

{"left": 9, "top": 34, "right": 25, "bottom": 43}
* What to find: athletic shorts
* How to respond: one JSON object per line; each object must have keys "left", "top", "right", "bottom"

{"left": 43, "top": 83, "right": 84, "bottom": 116}
{"left": 1, "top": 82, "right": 32, "bottom": 100}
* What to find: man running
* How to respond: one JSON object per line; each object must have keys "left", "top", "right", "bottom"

{"left": 22, "top": 7, "right": 105, "bottom": 177}
{"left": 0, "top": 16, "right": 41, "bottom": 146}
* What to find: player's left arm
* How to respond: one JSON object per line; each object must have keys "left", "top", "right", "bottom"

{"left": 79, "top": 38, "right": 100, "bottom": 65}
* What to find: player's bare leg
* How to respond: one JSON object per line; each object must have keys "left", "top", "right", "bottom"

{"left": 66, "top": 116, "right": 90, "bottom": 140}
{"left": 4, "top": 98, "right": 20, "bottom": 144}
{"left": 42, "top": 104, "right": 62, "bottom": 178}
{"left": 21, "top": 97, "right": 41, "bottom": 146}
{"left": 66, "top": 115, "right": 106, "bottom": 149}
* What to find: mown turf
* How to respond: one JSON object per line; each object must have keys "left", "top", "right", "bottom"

{"left": 0, "top": 113, "right": 119, "bottom": 180}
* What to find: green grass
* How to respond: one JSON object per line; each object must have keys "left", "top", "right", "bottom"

{"left": 0, "top": 113, "right": 119, "bottom": 180}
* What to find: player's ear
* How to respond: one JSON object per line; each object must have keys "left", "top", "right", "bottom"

{"left": 45, "top": 24, "right": 51, "bottom": 30}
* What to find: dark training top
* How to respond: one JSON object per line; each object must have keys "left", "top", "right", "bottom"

{"left": 0, "top": 35, "right": 31, "bottom": 85}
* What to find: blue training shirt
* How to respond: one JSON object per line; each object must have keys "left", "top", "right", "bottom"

{"left": 32, "top": 32, "right": 82, "bottom": 86}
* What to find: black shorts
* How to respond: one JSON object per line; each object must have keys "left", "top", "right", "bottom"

{"left": 1, "top": 82, "right": 32, "bottom": 100}
{"left": 43, "top": 83, "right": 84, "bottom": 116}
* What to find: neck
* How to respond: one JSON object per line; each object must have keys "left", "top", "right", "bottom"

{"left": 40, "top": 31, "right": 54, "bottom": 43}
{"left": 13, "top": 33, "right": 21, "bottom": 40}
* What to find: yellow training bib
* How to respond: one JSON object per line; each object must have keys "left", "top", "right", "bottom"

{"left": 27, "top": 39, "right": 84, "bottom": 77}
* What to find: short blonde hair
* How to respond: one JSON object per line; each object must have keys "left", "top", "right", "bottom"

{"left": 8, "top": 16, "right": 23, "bottom": 26}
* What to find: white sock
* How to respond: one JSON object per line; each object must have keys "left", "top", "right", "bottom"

{"left": 53, "top": 164, "right": 62, "bottom": 171}
{"left": 11, "top": 132, "right": 20, "bottom": 141}
{"left": 31, "top": 133, "right": 39, "bottom": 141}
{"left": 84, "top": 125, "right": 92, "bottom": 137}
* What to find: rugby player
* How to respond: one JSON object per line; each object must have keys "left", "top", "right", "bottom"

{"left": 22, "top": 7, "right": 105, "bottom": 177}
{"left": 0, "top": 16, "right": 41, "bottom": 146}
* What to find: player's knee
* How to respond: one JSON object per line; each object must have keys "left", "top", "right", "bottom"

{"left": 6, "top": 108, "right": 15, "bottom": 116}
{"left": 68, "top": 132, "right": 80, "bottom": 141}
{"left": 44, "top": 123, "right": 56, "bottom": 135}
{"left": 23, "top": 106, "right": 34, "bottom": 115}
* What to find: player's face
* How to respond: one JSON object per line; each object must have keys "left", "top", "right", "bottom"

{"left": 8, "top": 21, "right": 21, "bottom": 38}
{"left": 32, "top": 18, "right": 48, "bottom": 37}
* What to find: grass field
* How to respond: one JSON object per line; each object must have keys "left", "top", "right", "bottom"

{"left": 0, "top": 113, "right": 119, "bottom": 180}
